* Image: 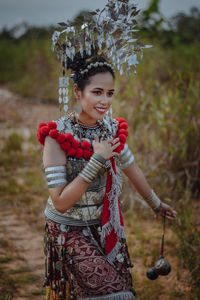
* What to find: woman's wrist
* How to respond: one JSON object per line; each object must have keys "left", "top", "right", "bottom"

{"left": 79, "top": 153, "right": 105, "bottom": 183}
{"left": 153, "top": 201, "right": 163, "bottom": 213}
{"left": 93, "top": 152, "right": 107, "bottom": 164}
{"left": 144, "top": 190, "right": 162, "bottom": 212}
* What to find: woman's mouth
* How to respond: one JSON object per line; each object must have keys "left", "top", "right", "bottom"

{"left": 95, "top": 107, "right": 107, "bottom": 114}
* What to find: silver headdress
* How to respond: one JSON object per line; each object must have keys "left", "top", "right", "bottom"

{"left": 52, "top": 0, "right": 152, "bottom": 112}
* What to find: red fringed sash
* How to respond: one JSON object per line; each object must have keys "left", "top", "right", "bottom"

{"left": 102, "top": 157, "right": 125, "bottom": 259}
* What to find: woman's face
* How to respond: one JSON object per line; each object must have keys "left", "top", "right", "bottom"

{"left": 74, "top": 72, "right": 114, "bottom": 126}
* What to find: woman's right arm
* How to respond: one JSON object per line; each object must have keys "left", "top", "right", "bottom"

{"left": 43, "top": 135, "right": 120, "bottom": 214}
{"left": 43, "top": 136, "right": 90, "bottom": 214}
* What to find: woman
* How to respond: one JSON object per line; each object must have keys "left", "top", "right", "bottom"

{"left": 37, "top": 53, "right": 177, "bottom": 300}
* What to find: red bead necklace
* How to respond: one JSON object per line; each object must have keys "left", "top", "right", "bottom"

{"left": 37, "top": 116, "right": 128, "bottom": 160}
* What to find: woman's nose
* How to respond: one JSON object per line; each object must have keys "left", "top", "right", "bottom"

{"left": 100, "top": 95, "right": 111, "bottom": 105}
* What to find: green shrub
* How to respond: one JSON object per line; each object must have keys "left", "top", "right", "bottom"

{"left": 3, "top": 132, "right": 23, "bottom": 153}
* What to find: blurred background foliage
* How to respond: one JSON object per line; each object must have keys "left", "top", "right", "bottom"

{"left": 0, "top": 0, "right": 200, "bottom": 298}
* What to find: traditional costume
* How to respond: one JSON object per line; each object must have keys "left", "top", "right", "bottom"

{"left": 38, "top": 114, "right": 137, "bottom": 299}
{"left": 36, "top": 1, "right": 160, "bottom": 299}
{"left": 38, "top": 112, "right": 138, "bottom": 299}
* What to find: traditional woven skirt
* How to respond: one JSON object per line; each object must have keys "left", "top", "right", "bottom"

{"left": 43, "top": 217, "right": 136, "bottom": 300}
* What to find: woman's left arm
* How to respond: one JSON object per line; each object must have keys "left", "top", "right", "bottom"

{"left": 122, "top": 161, "right": 177, "bottom": 220}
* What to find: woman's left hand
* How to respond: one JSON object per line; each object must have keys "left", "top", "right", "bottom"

{"left": 155, "top": 202, "right": 177, "bottom": 220}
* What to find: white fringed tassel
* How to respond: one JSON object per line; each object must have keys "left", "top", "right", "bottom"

{"left": 109, "top": 105, "right": 113, "bottom": 119}
{"left": 109, "top": 105, "right": 116, "bottom": 134}
{"left": 59, "top": 76, "right": 69, "bottom": 113}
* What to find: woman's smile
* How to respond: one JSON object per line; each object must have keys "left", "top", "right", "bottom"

{"left": 94, "top": 106, "right": 108, "bottom": 114}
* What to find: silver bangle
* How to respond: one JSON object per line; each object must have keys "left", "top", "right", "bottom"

{"left": 44, "top": 165, "right": 67, "bottom": 188}
{"left": 144, "top": 190, "right": 162, "bottom": 211}
{"left": 89, "top": 164, "right": 100, "bottom": 174}
{"left": 93, "top": 152, "right": 106, "bottom": 164}
{"left": 79, "top": 155, "right": 104, "bottom": 183}
{"left": 90, "top": 157, "right": 103, "bottom": 167}
{"left": 153, "top": 202, "right": 163, "bottom": 213}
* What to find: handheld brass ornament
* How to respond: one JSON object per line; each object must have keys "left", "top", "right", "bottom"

{"left": 154, "top": 256, "right": 171, "bottom": 276}
{"left": 146, "top": 213, "right": 171, "bottom": 280}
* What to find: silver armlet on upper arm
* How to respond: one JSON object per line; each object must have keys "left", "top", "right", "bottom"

{"left": 118, "top": 144, "right": 135, "bottom": 169}
{"left": 44, "top": 165, "right": 67, "bottom": 188}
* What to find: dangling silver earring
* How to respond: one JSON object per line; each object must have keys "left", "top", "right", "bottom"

{"left": 74, "top": 104, "right": 82, "bottom": 114}
{"left": 108, "top": 105, "right": 115, "bottom": 135}
{"left": 109, "top": 105, "right": 113, "bottom": 119}
{"left": 106, "top": 105, "right": 112, "bottom": 118}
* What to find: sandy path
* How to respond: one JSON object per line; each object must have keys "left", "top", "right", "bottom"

{"left": 0, "top": 88, "right": 53, "bottom": 299}
{"left": 0, "top": 210, "right": 45, "bottom": 299}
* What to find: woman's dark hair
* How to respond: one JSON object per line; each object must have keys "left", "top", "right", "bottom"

{"left": 62, "top": 46, "right": 115, "bottom": 92}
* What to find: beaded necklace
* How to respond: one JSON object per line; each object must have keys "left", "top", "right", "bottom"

{"left": 70, "top": 111, "right": 108, "bottom": 142}
{"left": 37, "top": 114, "right": 129, "bottom": 159}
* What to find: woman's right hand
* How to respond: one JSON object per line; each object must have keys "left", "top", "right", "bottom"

{"left": 93, "top": 135, "right": 120, "bottom": 160}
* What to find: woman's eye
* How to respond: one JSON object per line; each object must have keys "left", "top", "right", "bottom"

{"left": 93, "top": 91, "right": 113, "bottom": 96}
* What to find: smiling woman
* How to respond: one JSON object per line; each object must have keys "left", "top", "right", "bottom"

{"left": 36, "top": 1, "right": 177, "bottom": 299}
{"left": 36, "top": 49, "right": 177, "bottom": 300}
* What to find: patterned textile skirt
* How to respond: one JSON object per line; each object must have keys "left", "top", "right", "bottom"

{"left": 43, "top": 217, "right": 136, "bottom": 300}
